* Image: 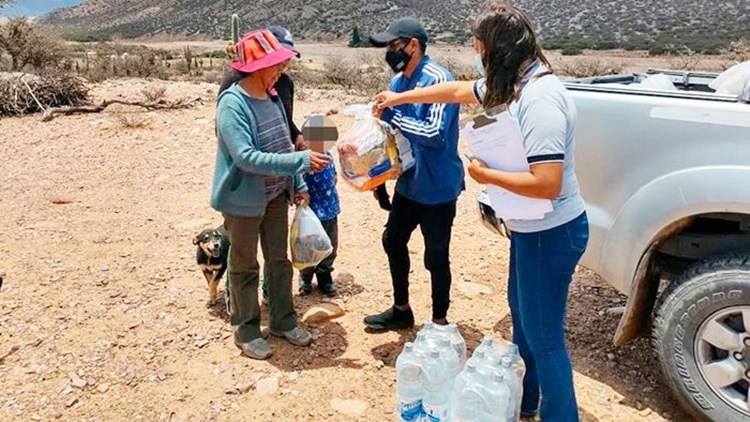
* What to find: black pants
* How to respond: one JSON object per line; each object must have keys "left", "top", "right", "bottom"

{"left": 300, "top": 217, "right": 338, "bottom": 286}
{"left": 383, "top": 192, "right": 456, "bottom": 320}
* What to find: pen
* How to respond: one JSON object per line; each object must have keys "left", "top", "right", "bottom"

{"left": 463, "top": 153, "right": 473, "bottom": 161}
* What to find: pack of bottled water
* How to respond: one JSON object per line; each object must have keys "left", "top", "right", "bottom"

{"left": 395, "top": 324, "right": 525, "bottom": 422}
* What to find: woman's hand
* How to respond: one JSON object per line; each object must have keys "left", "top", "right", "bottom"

{"left": 294, "top": 191, "right": 310, "bottom": 205}
{"left": 310, "top": 151, "right": 331, "bottom": 172}
{"left": 467, "top": 157, "right": 490, "bottom": 184}
{"left": 373, "top": 91, "right": 403, "bottom": 109}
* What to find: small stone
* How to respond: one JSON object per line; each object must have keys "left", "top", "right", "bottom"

{"left": 195, "top": 340, "right": 209, "bottom": 349}
{"left": 457, "top": 282, "right": 492, "bottom": 298}
{"left": 60, "top": 385, "right": 73, "bottom": 396}
{"left": 255, "top": 375, "right": 279, "bottom": 396}
{"left": 301, "top": 303, "right": 345, "bottom": 324}
{"left": 606, "top": 353, "right": 615, "bottom": 361}
{"left": 330, "top": 398, "right": 369, "bottom": 417}
{"left": 66, "top": 397, "right": 79, "bottom": 408}
{"left": 157, "top": 373, "right": 167, "bottom": 382}
{"left": 286, "top": 371, "right": 299, "bottom": 382}
{"left": 69, "top": 372, "right": 87, "bottom": 389}
{"left": 31, "top": 415, "right": 41, "bottom": 421}
{"left": 375, "top": 361, "right": 385, "bottom": 370}
{"left": 639, "top": 408, "right": 652, "bottom": 417}
{"left": 97, "top": 383, "right": 110, "bottom": 393}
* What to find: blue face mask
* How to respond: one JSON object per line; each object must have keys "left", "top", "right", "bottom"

{"left": 474, "top": 54, "right": 485, "bottom": 76}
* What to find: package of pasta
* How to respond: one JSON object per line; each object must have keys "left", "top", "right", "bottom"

{"left": 337, "top": 104, "right": 401, "bottom": 191}
{"left": 290, "top": 204, "right": 333, "bottom": 270}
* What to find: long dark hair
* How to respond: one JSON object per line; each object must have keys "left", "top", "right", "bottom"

{"left": 471, "top": 2, "right": 551, "bottom": 108}
{"left": 217, "top": 69, "right": 245, "bottom": 97}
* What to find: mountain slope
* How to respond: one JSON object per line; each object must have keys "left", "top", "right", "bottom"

{"left": 42, "top": 0, "right": 750, "bottom": 52}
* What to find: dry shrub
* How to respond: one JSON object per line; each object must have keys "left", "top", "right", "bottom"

{"left": 0, "top": 18, "right": 66, "bottom": 72}
{"left": 141, "top": 86, "right": 166, "bottom": 102}
{"left": 439, "top": 57, "right": 481, "bottom": 81}
{"left": 115, "top": 112, "right": 150, "bottom": 129}
{"left": 323, "top": 56, "right": 391, "bottom": 96}
{"left": 722, "top": 40, "right": 750, "bottom": 64}
{"left": 667, "top": 47, "right": 702, "bottom": 71}
{"left": 556, "top": 57, "right": 625, "bottom": 78}
{"left": 0, "top": 72, "right": 89, "bottom": 116}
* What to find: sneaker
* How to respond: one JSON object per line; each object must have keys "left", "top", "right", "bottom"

{"left": 299, "top": 279, "right": 313, "bottom": 296}
{"left": 319, "top": 282, "right": 337, "bottom": 297}
{"left": 364, "top": 306, "right": 415, "bottom": 331}
{"left": 235, "top": 338, "right": 273, "bottom": 360}
{"left": 269, "top": 326, "right": 313, "bottom": 347}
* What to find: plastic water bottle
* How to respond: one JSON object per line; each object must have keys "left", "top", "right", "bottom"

{"left": 437, "top": 338, "right": 462, "bottom": 380}
{"left": 500, "top": 356, "right": 522, "bottom": 422}
{"left": 446, "top": 324, "right": 467, "bottom": 364}
{"left": 453, "top": 362, "right": 481, "bottom": 401}
{"left": 422, "top": 348, "right": 450, "bottom": 422}
{"left": 396, "top": 343, "right": 424, "bottom": 422}
{"left": 481, "top": 372, "right": 512, "bottom": 422}
{"left": 466, "top": 348, "right": 487, "bottom": 369}
{"left": 475, "top": 335, "right": 494, "bottom": 357}
{"left": 451, "top": 379, "right": 487, "bottom": 422}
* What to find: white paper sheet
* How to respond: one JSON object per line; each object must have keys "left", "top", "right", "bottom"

{"left": 461, "top": 111, "right": 553, "bottom": 220}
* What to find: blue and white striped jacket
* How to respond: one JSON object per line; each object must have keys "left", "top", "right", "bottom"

{"left": 380, "top": 56, "right": 464, "bottom": 205}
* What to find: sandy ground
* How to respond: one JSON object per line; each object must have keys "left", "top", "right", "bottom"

{"left": 0, "top": 78, "right": 692, "bottom": 421}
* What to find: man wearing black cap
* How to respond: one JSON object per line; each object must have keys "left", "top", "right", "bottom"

{"left": 218, "top": 26, "right": 307, "bottom": 305}
{"left": 364, "top": 18, "right": 464, "bottom": 330}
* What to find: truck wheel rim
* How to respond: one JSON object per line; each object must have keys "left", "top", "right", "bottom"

{"left": 695, "top": 306, "right": 750, "bottom": 415}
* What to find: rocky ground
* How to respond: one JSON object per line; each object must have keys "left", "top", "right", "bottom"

{"left": 0, "top": 77, "right": 691, "bottom": 421}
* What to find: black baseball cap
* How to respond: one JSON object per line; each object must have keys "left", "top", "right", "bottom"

{"left": 369, "top": 17, "right": 428, "bottom": 48}
{"left": 268, "top": 26, "right": 301, "bottom": 58}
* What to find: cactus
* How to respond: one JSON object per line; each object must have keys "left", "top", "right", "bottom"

{"left": 183, "top": 45, "right": 193, "bottom": 73}
{"left": 226, "top": 14, "right": 241, "bottom": 57}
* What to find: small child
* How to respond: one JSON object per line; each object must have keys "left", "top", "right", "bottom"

{"left": 298, "top": 113, "right": 340, "bottom": 296}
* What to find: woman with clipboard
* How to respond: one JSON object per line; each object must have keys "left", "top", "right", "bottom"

{"left": 375, "top": 3, "right": 588, "bottom": 421}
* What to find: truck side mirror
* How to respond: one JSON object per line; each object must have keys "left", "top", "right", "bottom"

{"left": 741, "top": 77, "right": 750, "bottom": 104}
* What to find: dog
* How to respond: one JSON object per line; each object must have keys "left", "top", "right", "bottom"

{"left": 193, "top": 226, "right": 230, "bottom": 307}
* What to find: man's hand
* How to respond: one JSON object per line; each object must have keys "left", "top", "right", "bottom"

{"left": 467, "top": 157, "right": 490, "bottom": 184}
{"left": 294, "top": 191, "right": 310, "bottom": 205}
{"left": 310, "top": 151, "right": 331, "bottom": 172}
{"left": 295, "top": 135, "right": 308, "bottom": 151}
{"left": 372, "top": 103, "right": 383, "bottom": 119}
{"left": 373, "top": 90, "right": 402, "bottom": 109}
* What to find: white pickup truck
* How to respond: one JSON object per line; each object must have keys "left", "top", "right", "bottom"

{"left": 479, "top": 69, "right": 750, "bottom": 421}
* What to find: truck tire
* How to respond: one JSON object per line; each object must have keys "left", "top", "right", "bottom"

{"left": 652, "top": 253, "right": 750, "bottom": 422}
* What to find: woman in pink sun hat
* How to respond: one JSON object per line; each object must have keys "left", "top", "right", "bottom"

{"left": 211, "top": 29, "right": 331, "bottom": 360}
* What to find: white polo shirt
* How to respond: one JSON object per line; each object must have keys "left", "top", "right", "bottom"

{"left": 473, "top": 66, "right": 586, "bottom": 233}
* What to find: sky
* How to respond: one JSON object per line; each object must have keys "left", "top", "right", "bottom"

{"left": 0, "top": 0, "right": 81, "bottom": 17}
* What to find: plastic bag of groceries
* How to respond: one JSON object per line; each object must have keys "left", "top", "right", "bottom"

{"left": 337, "top": 103, "right": 401, "bottom": 191}
{"left": 290, "top": 204, "right": 333, "bottom": 270}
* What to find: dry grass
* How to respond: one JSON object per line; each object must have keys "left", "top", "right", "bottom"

{"left": 115, "top": 112, "right": 150, "bottom": 129}
{"left": 556, "top": 57, "right": 626, "bottom": 78}
{"left": 141, "top": 86, "right": 167, "bottom": 102}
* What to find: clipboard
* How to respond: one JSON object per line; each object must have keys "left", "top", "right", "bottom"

{"left": 460, "top": 107, "right": 553, "bottom": 221}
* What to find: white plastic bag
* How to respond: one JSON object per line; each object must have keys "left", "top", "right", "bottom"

{"left": 710, "top": 60, "right": 750, "bottom": 95}
{"left": 337, "top": 103, "right": 401, "bottom": 191}
{"left": 290, "top": 204, "right": 333, "bottom": 270}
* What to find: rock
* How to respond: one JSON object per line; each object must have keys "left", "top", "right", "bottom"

{"left": 69, "top": 372, "right": 87, "bottom": 389}
{"left": 374, "top": 361, "right": 385, "bottom": 370}
{"left": 606, "top": 353, "right": 615, "bottom": 361}
{"left": 31, "top": 415, "right": 41, "bottom": 421}
{"left": 330, "top": 398, "right": 369, "bottom": 417}
{"left": 97, "top": 383, "right": 110, "bottom": 393}
{"left": 60, "top": 385, "right": 73, "bottom": 396}
{"left": 458, "top": 282, "right": 492, "bottom": 298}
{"left": 255, "top": 375, "right": 279, "bottom": 396}
{"left": 286, "top": 371, "right": 299, "bottom": 382}
{"left": 66, "top": 397, "right": 79, "bottom": 408}
{"left": 301, "top": 303, "right": 345, "bottom": 324}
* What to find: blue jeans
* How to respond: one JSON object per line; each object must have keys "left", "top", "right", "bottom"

{"left": 508, "top": 212, "right": 589, "bottom": 422}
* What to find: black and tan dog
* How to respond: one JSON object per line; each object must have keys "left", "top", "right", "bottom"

{"left": 193, "top": 226, "right": 230, "bottom": 307}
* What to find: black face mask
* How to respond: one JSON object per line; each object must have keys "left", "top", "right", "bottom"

{"left": 385, "top": 48, "right": 412, "bottom": 73}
